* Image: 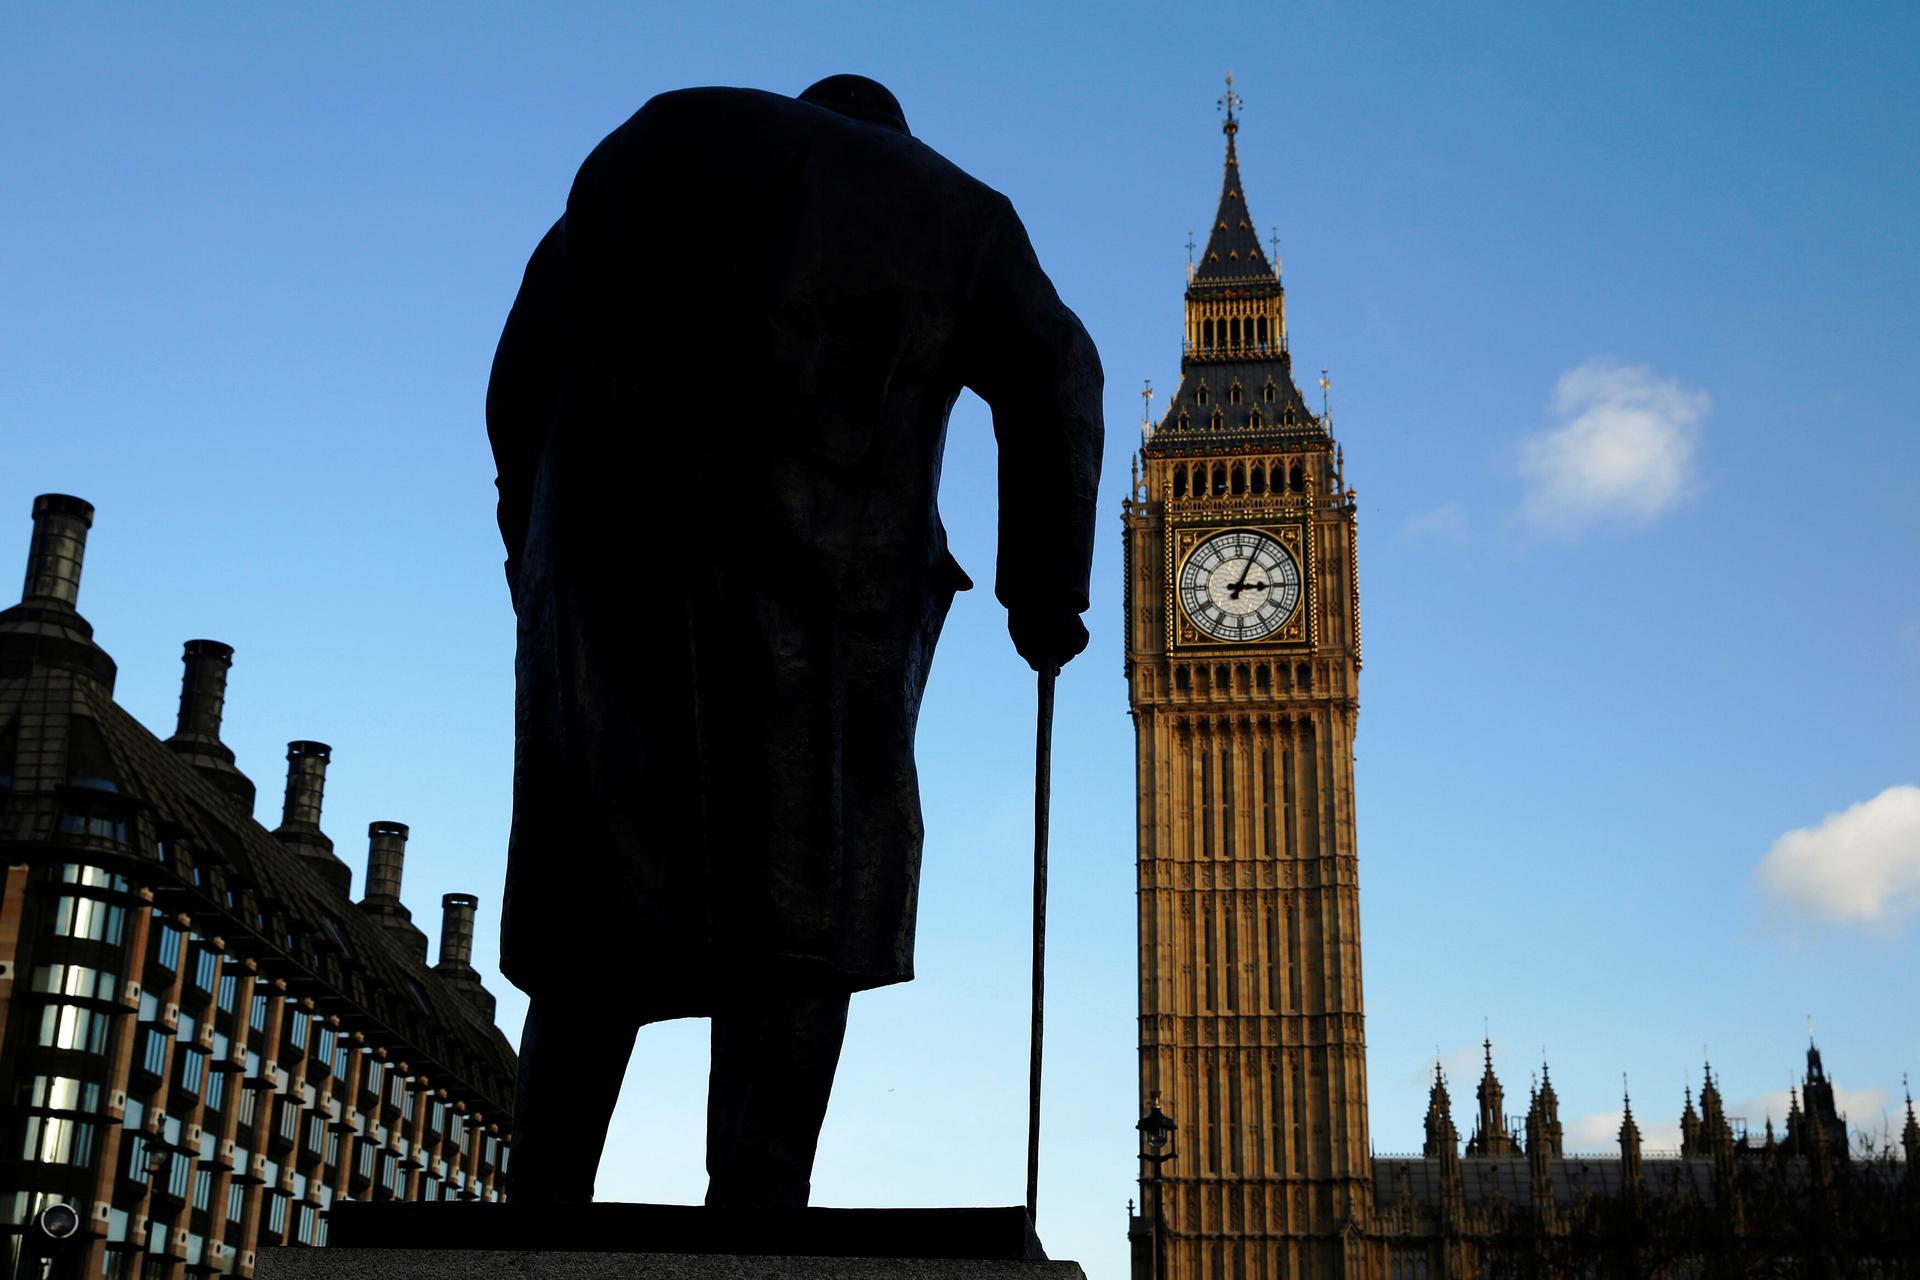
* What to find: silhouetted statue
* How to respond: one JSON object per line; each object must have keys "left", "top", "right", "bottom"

{"left": 488, "top": 76, "right": 1102, "bottom": 1207}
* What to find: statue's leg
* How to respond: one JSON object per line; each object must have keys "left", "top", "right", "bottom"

{"left": 705, "top": 984, "right": 852, "bottom": 1208}
{"left": 507, "top": 994, "right": 642, "bottom": 1204}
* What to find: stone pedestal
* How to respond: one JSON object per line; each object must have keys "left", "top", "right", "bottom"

{"left": 259, "top": 1204, "right": 1085, "bottom": 1280}
{"left": 258, "top": 1251, "right": 1086, "bottom": 1280}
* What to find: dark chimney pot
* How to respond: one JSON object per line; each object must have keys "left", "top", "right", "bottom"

{"left": 278, "top": 741, "right": 332, "bottom": 836}
{"left": 0, "top": 495, "right": 117, "bottom": 689}
{"left": 175, "top": 640, "right": 234, "bottom": 741}
{"left": 365, "top": 821, "right": 409, "bottom": 904}
{"left": 435, "top": 891, "right": 495, "bottom": 1019}
{"left": 165, "top": 640, "right": 256, "bottom": 813}
{"left": 439, "top": 893, "right": 477, "bottom": 972}
{"left": 274, "top": 741, "right": 352, "bottom": 896}
{"left": 21, "top": 494, "right": 93, "bottom": 608}
{"left": 360, "top": 821, "right": 428, "bottom": 962}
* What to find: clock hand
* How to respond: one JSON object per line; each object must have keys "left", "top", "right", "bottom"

{"left": 1230, "top": 551, "right": 1256, "bottom": 596}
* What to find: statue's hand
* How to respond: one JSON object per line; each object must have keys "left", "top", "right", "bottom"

{"left": 1009, "top": 606, "right": 1089, "bottom": 673}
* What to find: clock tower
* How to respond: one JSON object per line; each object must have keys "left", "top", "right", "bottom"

{"left": 1125, "top": 83, "right": 1374, "bottom": 1280}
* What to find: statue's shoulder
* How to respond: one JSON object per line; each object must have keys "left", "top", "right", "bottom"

{"left": 601, "top": 86, "right": 807, "bottom": 151}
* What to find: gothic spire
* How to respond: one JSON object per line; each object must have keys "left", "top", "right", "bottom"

{"left": 1467, "top": 1036, "right": 1519, "bottom": 1158}
{"left": 1620, "top": 1078, "right": 1644, "bottom": 1191}
{"left": 1680, "top": 1084, "right": 1704, "bottom": 1157}
{"left": 1901, "top": 1077, "right": 1919, "bottom": 1166}
{"left": 1195, "top": 72, "right": 1272, "bottom": 283}
{"left": 1423, "top": 1063, "right": 1457, "bottom": 1159}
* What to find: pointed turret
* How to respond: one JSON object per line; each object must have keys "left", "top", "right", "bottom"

{"left": 1680, "top": 1084, "right": 1704, "bottom": 1157}
{"left": 1535, "top": 1059, "right": 1564, "bottom": 1158}
{"left": 1467, "top": 1038, "right": 1519, "bottom": 1157}
{"left": 1700, "top": 1062, "right": 1734, "bottom": 1153}
{"left": 1783, "top": 1085, "right": 1806, "bottom": 1157}
{"left": 1422, "top": 1063, "right": 1464, "bottom": 1222}
{"left": 1524, "top": 1074, "right": 1555, "bottom": 1216}
{"left": 1423, "top": 1063, "right": 1457, "bottom": 1158}
{"left": 1796, "top": 1036, "right": 1850, "bottom": 1160}
{"left": 1902, "top": 1081, "right": 1919, "bottom": 1167}
{"left": 1619, "top": 1082, "right": 1644, "bottom": 1193}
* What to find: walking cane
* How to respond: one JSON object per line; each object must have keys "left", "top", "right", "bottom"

{"left": 1026, "top": 663, "right": 1057, "bottom": 1226}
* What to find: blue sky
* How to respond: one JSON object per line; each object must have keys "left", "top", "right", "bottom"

{"left": 4, "top": 3, "right": 1917, "bottom": 1274}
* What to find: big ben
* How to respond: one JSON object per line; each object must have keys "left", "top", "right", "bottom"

{"left": 1126, "top": 82, "right": 1374, "bottom": 1280}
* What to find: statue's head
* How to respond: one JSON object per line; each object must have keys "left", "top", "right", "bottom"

{"left": 799, "top": 75, "right": 910, "bottom": 136}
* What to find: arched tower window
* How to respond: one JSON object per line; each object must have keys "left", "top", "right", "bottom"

{"left": 1230, "top": 464, "right": 1246, "bottom": 496}
{"left": 1172, "top": 465, "right": 1188, "bottom": 498}
{"left": 1229, "top": 383, "right": 1243, "bottom": 406}
{"left": 1210, "top": 410, "right": 1224, "bottom": 431}
{"left": 1263, "top": 381, "right": 1276, "bottom": 403}
{"left": 1249, "top": 464, "right": 1267, "bottom": 496}
{"left": 1211, "top": 464, "right": 1227, "bottom": 496}
{"left": 1289, "top": 460, "right": 1305, "bottom": 493}
{"left": 1202, "top": 319, "right": 1214, "bottom": 349}
{"left": 1196, "top": 384, "right": 1210, "bottom": 406}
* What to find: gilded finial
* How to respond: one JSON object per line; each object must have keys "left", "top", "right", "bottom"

{"left": 1269, "top": 226, "right": 1282, "bottom": 280}
{"left": 1219, "top": 71, "right": 1242, "bottom": 134}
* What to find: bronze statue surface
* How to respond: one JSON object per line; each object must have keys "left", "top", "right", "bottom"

{"left": 488, "top": 75, "right": 1102, "bottom": 1206}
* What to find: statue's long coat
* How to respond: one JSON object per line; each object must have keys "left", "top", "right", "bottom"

{"left": 487, "top": 88, "right": 1102, "bottom": 1018}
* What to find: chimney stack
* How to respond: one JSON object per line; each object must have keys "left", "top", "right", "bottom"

{"left": 273, "top": 741, "right": 352, "bottom": 896}
{"left": 435, "top": 892, "right": 496, "bottom": 1021}
{"left": 278, "top": 741, "right": 332, "bottom": 836}
{"left": 0, "top": 495, "right": 117, "bottom": 688}
{"left": 438, "top": 893, "right": 477, "bottom": 971}
{"left": 21, "top": 493, "right": 92, "bottom": 609}
{"left": 175, "top": 640, "right": 233, "bottom": 741}
{"left": 365, "top": 821, "right": 408, "bottom": 904}
{"left": 359, "top": 821, "right": 428, "bottom": 962}
{"left": 164, "top": 640, "right": 256, "bottom": 814}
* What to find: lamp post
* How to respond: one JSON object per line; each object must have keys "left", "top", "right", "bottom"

{"left": 1137, "top": 1094, "right": 1177, "bottom": 1280}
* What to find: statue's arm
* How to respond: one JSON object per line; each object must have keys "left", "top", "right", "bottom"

{"left": 966, "top": 199, "right": 1105, "bottom": 667}
{"left": 485, "top": 220, "right": 566, "bottom": 605}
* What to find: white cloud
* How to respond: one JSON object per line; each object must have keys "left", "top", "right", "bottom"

{"left": 1756, "top": 784, "right": 1920, "bottom": 931}
{"left": 1519, "top": 359, "right": 1707, "bottom": 531}
{"left": 1725, "top": 1086, "right": 1891, "bottom": 1142}
{"left": 1568, "top": 1085, "right": 1893, "bottom": 1156}
{"left": 1566, "top": 1107, "right": 1681, "bottom": 1155}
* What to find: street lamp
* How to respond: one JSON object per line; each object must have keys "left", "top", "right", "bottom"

{"left": 1137, "top": 1095, "right": 1177, "bottom": 1280}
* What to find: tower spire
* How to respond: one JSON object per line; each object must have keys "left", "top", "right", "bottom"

{"left": 1194, "top": 75, "right": 1269, "bottom": 282}
{"left": 1218, "top": 70, "right": 1242, "bottom": 161}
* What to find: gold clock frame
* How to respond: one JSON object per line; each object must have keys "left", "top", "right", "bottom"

{"left": 1166, "top": 522, "right": 1312, "bottom": 652}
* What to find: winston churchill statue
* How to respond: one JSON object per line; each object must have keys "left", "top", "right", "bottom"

{"left": 487, "top": 75, "right": 1102, "bottom": 1206}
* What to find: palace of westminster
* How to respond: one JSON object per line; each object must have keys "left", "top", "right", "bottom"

{"left": 2, "top": 88, "right": 1914, "bottom": 1280}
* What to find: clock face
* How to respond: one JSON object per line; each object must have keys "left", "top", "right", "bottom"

{"left": 1177, "top": 528, "right": 1301, "bottom": 643}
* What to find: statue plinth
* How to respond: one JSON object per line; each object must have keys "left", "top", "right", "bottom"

{"left": 258, "top": 1204, "right": 1085, "bottom": 1280}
